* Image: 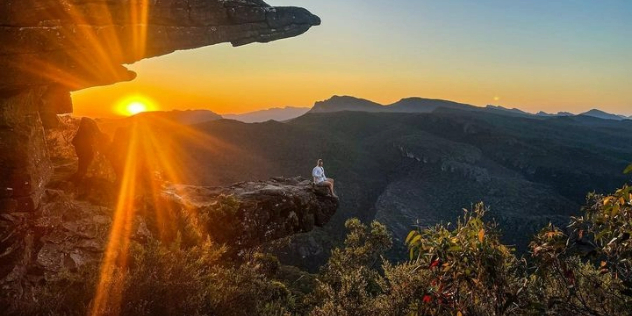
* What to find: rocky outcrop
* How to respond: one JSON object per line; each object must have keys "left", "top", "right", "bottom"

{"left": 0, "top": 89, "right": 53, "bottom": 212}
{"left": 0, "top": 0, "right": 320, "bottom": 213}
{"left": 0, "top": 177, "right": 337, "bottom": 300}
{"left": 0, "top": 0, "right": 321, "bottom": 91}
{"left": 161, "top": 177, "right": 338, "bottom": 249}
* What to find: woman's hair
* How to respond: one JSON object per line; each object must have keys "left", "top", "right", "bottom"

{"left": 317, "top": 158, "right": 323, "bottom": 165}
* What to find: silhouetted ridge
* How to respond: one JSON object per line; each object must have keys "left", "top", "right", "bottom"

{"left": 133, "top": 110, "right": 222, "bottom": 125}
{"left": 388, "top": 97, "right": 475, "bottom": 112}
{"left": 579, "top": 109, "right": 629, "bottom": 121}
{"left": 309, "top": 95, "right": 631, "bottom": 121}
{"left": 310, "top": 95, "right": 384, "bottom": 113}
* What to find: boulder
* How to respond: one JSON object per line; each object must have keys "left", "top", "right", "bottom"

{"left": 161, "top": 177, "right": 339, "bottom": 249}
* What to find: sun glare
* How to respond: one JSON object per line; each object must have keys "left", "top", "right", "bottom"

{"left": 115, "top": 94, "right": 157, "bottom": 116}
{"left": 127, "top": 101, "right": 147, "bottom": 115}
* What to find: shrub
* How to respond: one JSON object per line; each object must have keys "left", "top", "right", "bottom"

{"left": 405, "top": 203, "right": 529, "bottom": 315}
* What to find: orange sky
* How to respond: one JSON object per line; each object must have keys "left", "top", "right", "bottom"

{"left": 72, "top": 1, "right": 632, "bottom": 118}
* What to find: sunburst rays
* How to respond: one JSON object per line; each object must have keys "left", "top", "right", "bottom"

{"left": 90, "top": 111, "right": 244, "bottom": 315}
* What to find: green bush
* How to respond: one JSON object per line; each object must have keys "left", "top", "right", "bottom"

{"left": 310, "top": 185, "right": 632, "bottom": 316}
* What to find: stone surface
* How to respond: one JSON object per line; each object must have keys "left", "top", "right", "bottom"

{"left": 161, "top": 177, "right": 339, "bottom": 249}
{"left": 0, "top": 89, "right": 53, "bottom": 212}
{"left": 0, "top": 177, "right": 337, "bottom": 300}
{"left": 0, "top": 0, "right": 321, "bottom": 91}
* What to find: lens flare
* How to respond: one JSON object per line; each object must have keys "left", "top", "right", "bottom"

{"left": 90, "top": 111, "right": 244, "bottom": 316}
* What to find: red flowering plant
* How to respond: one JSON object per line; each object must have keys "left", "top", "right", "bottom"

{"left": 406, "top": 203, "right": 529, "bottom": 315}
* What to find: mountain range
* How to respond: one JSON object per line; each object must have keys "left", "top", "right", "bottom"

{"left": 94, "top": 97, "right": 630, "bottom": 134}
{"left": 96, "top": 97, "right": 632, "bottom": 270}
{"left": 309, "top": 95, "right": 631, "bottom": 120}
{"left": 223, "top": 106, "right": 310, "bottom": 123}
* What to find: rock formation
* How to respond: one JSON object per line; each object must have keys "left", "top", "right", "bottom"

{"left": 71, "top": 117, "right": 109, "bottom": 181}
{"left": 0, "top": 177, "right": 337, "bottom": 300}
{"left": 0, "top": 0, "right": 320, "bottom": 212}
{"left": 161, "top": 177, "right": 339, "bottom": 249}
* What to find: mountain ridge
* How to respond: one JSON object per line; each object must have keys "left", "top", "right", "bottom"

{"left": 308, "top": 95, "right": 631, "bottom": 120}
{"left": 223, "top": 106, "right": 310, "bottom": 123}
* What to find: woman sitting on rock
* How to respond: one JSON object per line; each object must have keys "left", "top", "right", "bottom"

{"left": 312, "top": 158, "right": 337, "bottom": 198}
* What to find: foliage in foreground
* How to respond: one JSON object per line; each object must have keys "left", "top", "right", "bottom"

{"left": 308, "top": 184, "right": 632, "bottom": 315}
{"left": 4, "top": 183, "right": 632, "bottom": 315}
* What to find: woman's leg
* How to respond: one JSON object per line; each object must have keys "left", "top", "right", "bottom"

{"left": 327, "top": 178, "right": 335, "bottom": 195}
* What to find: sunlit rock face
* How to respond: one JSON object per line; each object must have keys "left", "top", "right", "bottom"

{"left": 0, "top": 0, "right": 320, "bottom": 212}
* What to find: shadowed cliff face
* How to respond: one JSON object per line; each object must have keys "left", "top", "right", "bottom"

{"left": 0, "top": 177, "right": 337, "bottom": 300}
{"left": 0, "top": 0, "right": 320, "bottom": 212}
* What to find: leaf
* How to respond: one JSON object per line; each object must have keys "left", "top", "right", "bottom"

{"left": 457, "top": 312, "right": 463, "bottom": 316}
{"left": 405, "top": 231, "right": 416, "bottom": 244}
{"left": 624, "top": 163, "right": 632, "bottom": 174}
{"left": 448, "top": 245, "right": 462, "bottom": 252}
{"left": 612, "top": 204, "right": 620, "bottom": 217}
{"left": 478, "top": 229, "right": 485, "bottom": 243}
{"left": 410, "top": 235, "right": 422, "bottom": 247}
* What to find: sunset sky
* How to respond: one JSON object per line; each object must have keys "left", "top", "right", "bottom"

{"left": 72, "top": 0, "right": 632, "bottom": 118}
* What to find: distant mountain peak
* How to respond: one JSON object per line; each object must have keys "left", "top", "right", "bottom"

{"left": 310, "top": 95, "right": 477, "bottom": 114}
{"left": 536, "top": 111, "right": 574, "bottom": 117}
{"left": 580, "top": 109, "right": 628, "bottom": 121}
{"left": 485, "top": 105, "right": 529, "bottom": 115}
{"left": 310, "top": 95, "right": 383, "bottom": 113}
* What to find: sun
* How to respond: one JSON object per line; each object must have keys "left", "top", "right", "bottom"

{"left": 127, "top": 101, "right": 147, "bottom": 115}
{"left": 115, "top": 94, "right": 157, "bottom": 116}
